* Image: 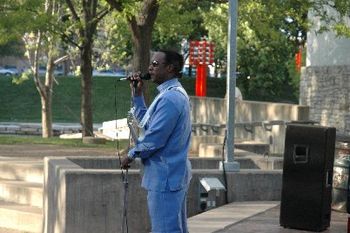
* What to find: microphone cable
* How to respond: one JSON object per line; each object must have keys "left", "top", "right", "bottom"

{"left": 114, "top": 79, "right": 131, "bottom": 233}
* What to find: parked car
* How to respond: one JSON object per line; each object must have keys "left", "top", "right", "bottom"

{"left": 0, "top": 67, "right": 18, "bottom": 76}
{"left": 4, "top": 65, "right": 21, "bottom": 75}
{"left": 93, "top": 69, "right": 126, "bottom": 78}
{"left": 38, "top": 66, "right": 64, "bottom": 76}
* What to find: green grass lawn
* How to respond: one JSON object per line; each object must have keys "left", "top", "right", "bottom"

{"left": 0, "top": 75, "right": 226, "bottom": 123}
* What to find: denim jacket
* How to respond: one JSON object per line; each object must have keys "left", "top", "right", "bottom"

{"left": 128, "top": 78, "right": 192, "bottom": 191}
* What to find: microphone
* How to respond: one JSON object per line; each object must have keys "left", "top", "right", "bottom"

{"left": 119, "top": 73, "right": 151, "bottom": 81}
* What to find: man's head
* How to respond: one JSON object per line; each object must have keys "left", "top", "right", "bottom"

{"left": 148, "top": 50, "right": 184, "bottom": 85}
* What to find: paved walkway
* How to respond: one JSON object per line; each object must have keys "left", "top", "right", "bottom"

{"left": 2, "top": 202, "right": 345, "bottom": 233}
{"left": 188, "top": 201, "right": 347, "bottom": 233}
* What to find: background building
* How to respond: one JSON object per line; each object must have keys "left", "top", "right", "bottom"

{"left": 300, "top": 7, "right": 350, "bottom": 136}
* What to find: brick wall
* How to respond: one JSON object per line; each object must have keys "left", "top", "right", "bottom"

{"left": 300, "top": 65, "right": 350, "bottom": 135}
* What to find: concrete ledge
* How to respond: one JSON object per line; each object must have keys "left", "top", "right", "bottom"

{"left": 254, "top": 157, "right": 284, "bottom": 170}
{"left": 0, "top": 122, "right": 102, "bottom": 136}
{"left": 189, "top": 157, "right": 261, "bottom": 170}
{"left": 43, "top": 157, "right": 149, "bottom": 233}
{"left": 234, "top": 141, "right": 269, "bottom": 155}
{"left": 191, "top": 135, "right": 225, "bottom": 154}
{"left": 44, "top": 157, "right": 282, "bottom": 233}
{"left": 65, "top": 156, "right": 275, "bottom": 171}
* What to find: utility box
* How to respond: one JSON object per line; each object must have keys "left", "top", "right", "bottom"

{"left": 199, "top": 177, "right": 226, "bottom": 212}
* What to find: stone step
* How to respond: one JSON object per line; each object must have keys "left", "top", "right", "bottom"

{"left": 198, "top": 143, "right": 224, "bottom": 158}
{"left": 196, "top": 144, "right": 283, "bottom": 170}
{"left": 0, "top": 160, "right": 43, "bottom": 183}
{"left": 198, "top": 141, "right": 269, "bottom": 158}
{"left": 252, "top": 156, "right": 284, "bottom": 170}
{"left": 235, "top": 141, "right": 270, "bottom": 155}
{"left": 0, "top": 179, "right": 43, "bottom": 208}
{"left": 189, "top": 155, "right": 269, "bottom": 170}
{"left": 189, "top": 155, "right": 281, "bottom": 170}
{"left": 0, "top": 201, "right": 42, "bottom": 233}
{"left": 190, "top": 135, "right": 225, "bottom": 153}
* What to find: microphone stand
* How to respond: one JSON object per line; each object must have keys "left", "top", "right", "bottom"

{"left": 121, "top": 168, "right": 129, "bottom": 233}
{"left": 121, "top": 84, "right": 140, "bottom": 233}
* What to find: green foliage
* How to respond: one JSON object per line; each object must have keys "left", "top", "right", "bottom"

{"left": 98, "top": 0, "right": 207, "bottom": 68}
{"left": 96, "top": 0, "right": 309, "bottom": 103}
{"left": 12, "top": 69, "right": 31, "bottom": 84}
{"left": 334, "top": 23, "right": 350, "bottom": 38}
{"left": 153, "top": 0, "right": 205, "bottom": 50}
{"left": 200, "top": 3, "right": 228, "bottom": 64}
{"left": 0, "top": 39, "right": 24, "bottom": 56}
{"left": 0, "top": 0, "right": 319, "bottom": 106}
{"left": 0, "top": 0, "right": 48, "bottom": 44}
{"left": 197, "top": 0, "right": 308, "bottom": 103}
{"left": 94, "top": 12, "right": 133, "bottom": 69}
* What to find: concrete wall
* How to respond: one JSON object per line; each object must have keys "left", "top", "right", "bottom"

{"left": 44, "top": 156, "right": 282, "bottom": 233}
{"left": 190, "top": 96, "right": 309, "bottom": 154}
{"left": 44, "top": 157, "right": 150, "bottom": 233}
{"left": 190, "top": 97, "right": 309, "bottom": 125}
{"left": 300, "top": 66, "right": 350, "bottom": 136}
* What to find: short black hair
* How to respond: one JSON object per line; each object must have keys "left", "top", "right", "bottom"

{"left": 159, "top": 49, "right": 184, "bottom": 78}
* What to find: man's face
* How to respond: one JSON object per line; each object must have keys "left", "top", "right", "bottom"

{"left": 148, "top": 52, "right": 169, "bottom": 85}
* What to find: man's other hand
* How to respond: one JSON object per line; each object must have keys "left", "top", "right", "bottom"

{"left": 121, "top": 156, "right": 133, "bottom": 169}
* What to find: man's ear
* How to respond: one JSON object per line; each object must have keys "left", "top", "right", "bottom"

{"left": 167, "top": 64, "right": 174, "bottom": 73}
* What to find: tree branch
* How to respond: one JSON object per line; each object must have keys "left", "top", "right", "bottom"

{"left": 54, "top": 55, "right": 70, "bottom": 65}
{"left": 142, "top": 0, "right": 159, "bottom": 27}
{"left": 96, "top": 8, "right": 111, "bottom": 22}
{"left": 32, "top": 31, "right": 46, "bottom": 100}
{"left": 105, "top": 0, "right": 123, "bottom": 12}
{"left": 60, "top": 31, "right": 82, "bottom": 49}
{"left": 65, "top": 0, "right": 80, "bottom": 22}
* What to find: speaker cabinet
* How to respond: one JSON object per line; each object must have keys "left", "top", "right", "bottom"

{"left": 280, "top": 124, "right": 336, "bottom": 232}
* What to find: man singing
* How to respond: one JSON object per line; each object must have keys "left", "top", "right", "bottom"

{"left": 121, "top": 50, "right": 192, "bottom": 233}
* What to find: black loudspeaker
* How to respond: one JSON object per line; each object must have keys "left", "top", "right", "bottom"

{"left": 280, "top": 124, "right": 336, "bottom": 232}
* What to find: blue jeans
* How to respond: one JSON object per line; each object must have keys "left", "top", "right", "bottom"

{"left": 147, "top": 188, "right": 188, "bottom": 233}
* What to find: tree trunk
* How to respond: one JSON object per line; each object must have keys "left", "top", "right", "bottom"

{"left": 80, "top": 41, "right": 94, "bottom": 137}
{"left": 106, "top": 0, "right": 159, "bottom": 104}
{"left": 41, "top": 50, "right": 55, "bottom": 138}
{"left": 41, "top": 95, "right": 53, "bottom": 137}
{"left": 130, "top": 26, "right": 152, "bottom": 104}
{"left": 26, "top": 31, "right": 54, "bottom": 138}
{"left": 130, "top": 27, "right": 152, "bottom": 73}
{"left": 128, "top": 0, "right": 159, "bottom": 104}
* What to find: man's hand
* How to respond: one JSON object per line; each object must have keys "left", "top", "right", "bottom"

{"left": 129, "top": 73, "right": 143, "bottom": 96}
{"left": 121, "top": 156, "right": 134, "bottom": 169}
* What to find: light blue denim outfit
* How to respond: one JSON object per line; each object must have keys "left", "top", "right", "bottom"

{"left": 128, "top": 78, "right": 192, "bottom": 233}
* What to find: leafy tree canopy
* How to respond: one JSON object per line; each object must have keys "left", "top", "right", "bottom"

{"left": 0, "top": 0, "right": 51, "bottom": 44}
{"left": 198, "top": 0, "right": 310, "bottom": 102}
